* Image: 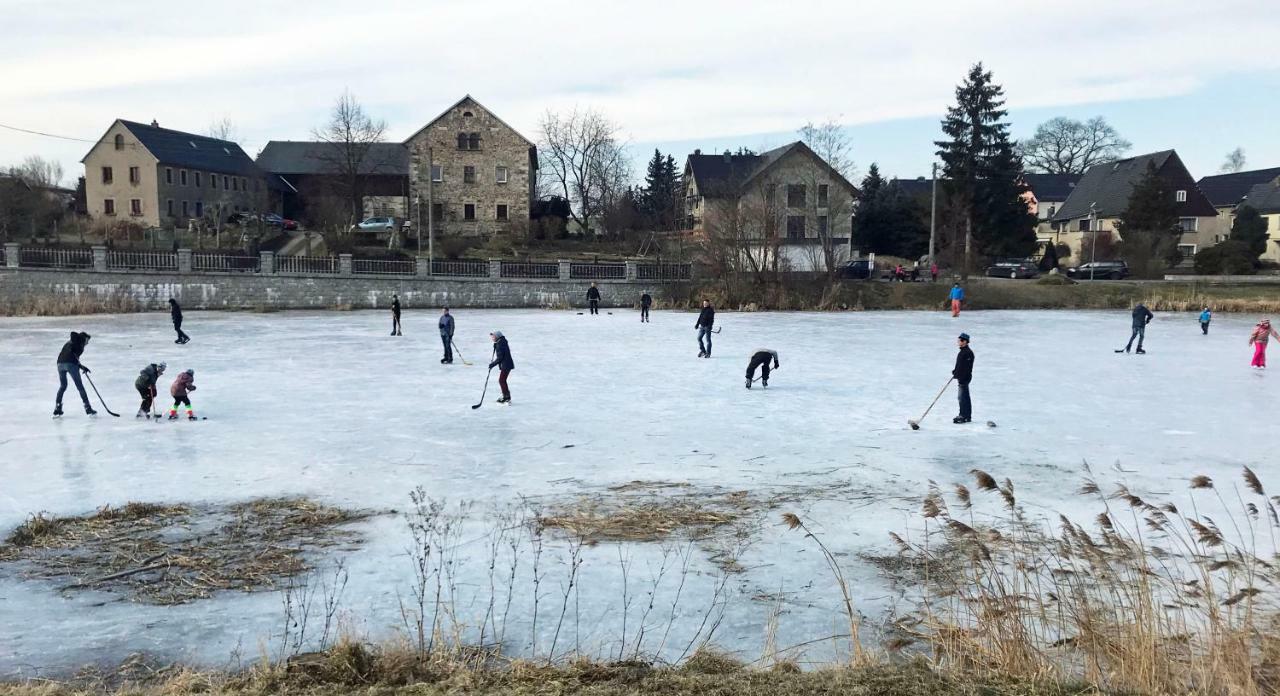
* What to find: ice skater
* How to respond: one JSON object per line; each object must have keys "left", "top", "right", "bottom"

{"left": 695, "top": 299, "right": 716, "bottom": 358}
{"left": 587, "top": 283, "right": 601, "bottom": 315}
{"left": 134, "top": 361, "right": 166, "bottom": 418}
{"left": 54, "top": 331, "right": 95, "bottom": 417}
{"left": 1200, "top": 307, "right": 1212, "bottom": 335}
{"left": 167, "top": 369, "right": 197, "bottom": 420}
{"left": 953, "top": 333, "right": 974, "bottom": 424}
{"left": 949, "top": 283, "right": 965, "bottom": 317}
{"left": 745, "top": 349, "right": 779, "bottom": 389}
{"left": 391, "top": 294, "right": 402, "bottom": 336}
{"left": 439, "top": 307, "right": 455, "bottom": 364}
{"left": 488, "top": 331, "right": 515, "bottom": 404}
{"left": 640, "top": 291, "right": 652, "bottom": 323}
{"left": 1249, "top": 319, "right": 1279, "bottom": 368}
{"left": 169, "top": 298, "right": 190, "bottom": 344}
{"left": 1118, "top": 303, "right": 1154, "bottom": 354}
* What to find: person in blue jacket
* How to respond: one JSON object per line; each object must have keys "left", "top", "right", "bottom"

{"left": 1199, "top": 307, "right": 1212, "bottom": 335}
{"left": 949, "top": 283, "right": 965, "bottom": 317}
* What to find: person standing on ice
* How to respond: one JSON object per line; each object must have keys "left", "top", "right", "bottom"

{"left": 948, "top": 283, "right": 965, "bottom": 317}
{"left": 587, "top": 283, "right": 601, "bottom": 315}
{"left": 53, "top": 331, "right": 95, "bottom": 417}
{"left": 391, "top": 294, "right": 402, "bottom": 336}
{"left": 640, "top": 291, "right": 652, "bottom": 323}
{"left": 745, "top": 349, "right": 779, "bottom": 389}
{"left": 1199, "top": 307, "right": 1212, "bottom": 335}
{"left": 134, "top": 361, "right": 166, "bottom": 418}
{"left": 695, "top": 299, "right": 716, "bottom": 358}
{"left": 930, "top": 261, "right": 939, "bottom": 283}
{"left": 169, "top": 298, "right": 190, "bottom": 344}
{"left": 168, "top": 369, "right": 197, "bottom": 420}
{"left": 439, "top": 308, "right": 455, "bottom": 364}
{"left": 1249, "top": 319, "right": 1280, "bottom": 369}
{"left": 952, "top": 333, "right": 974, "bottom": 424}
{"left": 1118, "top": 303, "right": 1154, "bottom": 354}
{"left": 488, "top": 331, "right": 515, "bottom": 404}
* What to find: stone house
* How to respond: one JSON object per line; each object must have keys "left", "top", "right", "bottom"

{"left": 82, "top": 119, "right": 270, "bottom": 228}
{"left": 404, "top": 96, "right": 538, "bottom": 237}
{"left": 1195, "top": 167, "right": 1280, "bottom": 249}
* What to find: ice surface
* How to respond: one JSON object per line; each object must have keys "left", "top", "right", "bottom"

{"left": 0, "top": 307, "right": 1276, "bottom": 676}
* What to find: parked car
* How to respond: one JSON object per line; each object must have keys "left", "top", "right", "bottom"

{"left": 262, "top": 213, "right": 299, "bottom": 231}
{"left": 226, "top": 212, "right": 258, "bottom": 225}
{"left": 838, "top": 259, "right": 874, "bottom": 280}
{"left": 1066, "top": 260, "right": 1129, "bottom": 280}
{"left": 985, "top": 258, "right": 1040, "bottom": 279}
{"left": 356, "top": 217, "right": 396, "bottom": 232}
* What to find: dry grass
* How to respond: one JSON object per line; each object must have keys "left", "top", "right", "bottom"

{"left": 0, "top": 498, "right": 374, "bottom": 604}
{"left": 0, "top": 292, "right": 140, "bottom": 317}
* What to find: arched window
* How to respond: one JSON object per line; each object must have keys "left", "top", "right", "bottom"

{"left": 462, "top": 111, "right": 474, "bottom": 118}
{"left": 457, "top": 132, "right": 468, "bottom": 150}
{"left": 468, "top": 132, "right": 481, "bottom": 150}
{"left": 114, "top": 134, "right": 124, "bottom": 150}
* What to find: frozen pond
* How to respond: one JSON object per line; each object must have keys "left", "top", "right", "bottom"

{"left": 0, "top": 307, "right": 1275, "bottom": 676}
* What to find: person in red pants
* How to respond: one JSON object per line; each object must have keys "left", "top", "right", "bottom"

{"left": 488, "top": 331, "right": 515, "bottom": 404}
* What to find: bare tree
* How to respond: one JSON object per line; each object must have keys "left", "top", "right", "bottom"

{"left": 206, "top": 116, "right": 241, "bottom": 144}
{"left": 1019, "top": 116, "right": 1131, "bottom": 174}
{"left": 539, "top": 107, "right": 625, "bottom": 236}
{"left": 312, "top": 90, "right": 387, "bottom": 226}
{"left": 791, "top": 165, "right": 855, "bottom": 287}
{"left": 797, "top": 119, "right": 856, "bottom": 181}
{"left": 14, "top": 155, "right": 64, "bottom": 188}
{"left": 1220, "top": 147, "right": 1247, "bottom": 174}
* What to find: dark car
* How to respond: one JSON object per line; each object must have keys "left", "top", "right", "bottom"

{"left": 262, "top": 213, "right": 299, "bottom": 231}
{"left": 838, "top": 259, "right": 874, "bottom": 280}
{"left": 1067, "top": 260, "right": 1129, "bottom": 280}
{"left": 226, "top": 212, "right": 258, "bottom": 225}
{"left": 985, "top": 258, "right": 1040, "bottom": 279}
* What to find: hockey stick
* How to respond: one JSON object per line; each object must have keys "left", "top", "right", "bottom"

{"left": 471, "top": 367, "right": 494, "bottom": 410}
{"left": 908, "top": 378, "right": 952, "bottom": 431}
{"left": 451, "top": 340, "right": 473, "bottom": 366}
{"left": 82, "top": 372, "right": 120, "bottom": 417}
{"left": 749, "top": 365, "right": 780, "bottom": 385}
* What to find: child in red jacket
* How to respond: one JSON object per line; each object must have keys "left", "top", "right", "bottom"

{"left": 168, "top": 369, "right": 197, "bottom": 420}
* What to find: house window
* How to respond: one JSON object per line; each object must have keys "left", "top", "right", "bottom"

{"left": 1048, "top": 205, "right": 1056, "bottom": 217}
{"left": 194, "top": 172, "right": 202, "bottom": 187}
{"left": 165, "top": 167, "right": 173, "bottom": 184}
{"left": 457, "top": 133, "right": 468, "bottom": 149}
{"left": 211, "top": 175, "right": 218, "bottom": 190}
{"left": 464, "top": 166, "right": 476, "bottom": 183}
{"left": 1177, "top": 243, "right": 1197, "bottom": 258}
{"left": 817, "top": 215, "right": 829, "bottom": 236}
{"left": 495, "top": 166, "right": 508, "bottom": 184}
{"left": 1078, "top": 218, "right": 1092, "bottom": 232}
{"left": 180, "top": 170, "right": 188, "bottom": 186}
{"left": 1178, "top": 217, "right": 1198, "bottom": 232}
{"left": 1175, "top": 190, "right": 1187, "bottom": 202}
{"left": 129, "top": 166, "right": 140, "bottom": 184}
{"left": 103, "top": 199, "right": 115, "bottom": 215}
{"left": 182, "top": 201, "right": 189, "bottom": 217}
{"left": 431, "top": 165, "right": 443, "bottom": 182}
{"left": 167, "top": 199, "right": 174, "bottom": 217}
{"left": 195, "top": 201, "right": 203, "bottom": 218}
{"left": 101, "top": 166, "right": 113, "bottom": 184}
{"left": 431, "top": 203, "right": 443, "bottom": 221}
{"left": 114, "top": 134, "right": 124, "bottom": 150}
{"left": 232, "top": 177, "right": 238, "bottom": 191}
{"left": 817, "top": 184, "right": 829, "bottom": 207}
{"left": 468, "top": 132, "right": 481, "bottom": 150}
{"left": 223, "top": 175, "right": 229, "bottom": 189}
{"left": 464, "top": 203, "right": 476, "bottom": 221}
{"left": 241, "top": 177, "right": 247, "bottom": 191}
{"left": 496, "top": 204, "right": 509, "bottom": 221}
{"left": 130, "top": 199, "right": 142, "bottom": 216}
{"left": 786, "top": 215, "right": 806, "bottom": 239}
{"left": 787, "top": 184, "right": 806, "bottom": 207}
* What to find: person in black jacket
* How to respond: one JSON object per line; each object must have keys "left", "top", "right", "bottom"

{"left": 695, "top": 299, "right": 715, "bottom": 358}
{"left": 134, "top": 361, "right": 166, "bottom": 418}
{"left": 640, "top": 292, "right": 652, "bottom": 323}
{"left": 169, "top": 298, "right": 190, "bottom": 344}
{"left": 488, "top": 331, "right": 515, "bottom": 404}
{"left": 745, "top": 349, "right": 779, "bottom": 389}
{"left": 439, "top": 308, "right": 455, "bottom": 363}
{"left": 391, "top": 294, "right": 402, "bottom": 336}
{"left": 587, "top": 283, "right": 601, "bottom": 315}
{"left": 952, "top": 333, "right": 974, "bottom": 424}
{"left": 1118, "top": 303, "right": 1154, "bottom": 354}
{"left": 54, "top": 331, "right": 95, "bottom": 416}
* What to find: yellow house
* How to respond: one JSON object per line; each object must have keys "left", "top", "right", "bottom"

{"left": 1242, "top": 182, "right": 1280, "bottom": 262}
{"left": 1195, "top": 167, "right": 1280, "bottom": 251}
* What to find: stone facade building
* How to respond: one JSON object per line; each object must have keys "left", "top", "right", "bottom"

{"left": 83, "top": 119, "right": 271, "bottom": 228}
{"left": 405, "top": 96, "right": 538, "bottom": 237}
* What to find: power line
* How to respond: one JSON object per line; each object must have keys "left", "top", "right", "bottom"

{"left": 0, "top": 122, "right": 101, "bottom": 144}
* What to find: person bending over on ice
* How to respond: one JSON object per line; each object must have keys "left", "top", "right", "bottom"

{"left": 953, "top": 333, "right": 974, "bottom": 424}
{"left": 745, "top": 349, "right": 780, "bottom": 389}
{"left": 439, "top": 308, "right": 455, "bottom": 364}
{"left": 168, "top": 369, "right": 197, "bottom": 420}
{"left": 587, "top": 283, "right": 601, "bottom": 315}
{"left": 948, "top": 283, "right": 965, "bottom": 317}
{"left": 488, "top": 331, "right": 515, "bottom": 404}
{"left": 695, "top": 299, "right": 716, "bottom": 358}
{"left": 134, "top": 361, "right": 166, "bottom": 418}
{"left": 1119, "top": 303, "right": 1154, "bottom": 354}
{"left": 640, "top": 291, "right": 652, "bottom": 323}
{"left": 54, "top": 331, "right": 94, "bottom": 417}
{"left": 391, "top": 294, "right": 402, "bottom": 336}
{"left": 1249, "top": 319, "right": 1280, "bottom": 369}
{"left": 169, "top": 298, "right": 190, "bottom": 344}
{"left": 1200, "top": 307, "right": 1212, "bottom": 335}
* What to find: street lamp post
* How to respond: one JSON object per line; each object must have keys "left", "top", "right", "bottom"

{"left": 1088, "top": 202, "right": 1098, "bottom": 281}
{"left": 427, "top": 147, "right": 434, "bottom": 275}
{"left": 928, "top": 162, "right": 938, "bottom": 266}
{"left": 415, "top": 194, "right": 421, "bottom": 256}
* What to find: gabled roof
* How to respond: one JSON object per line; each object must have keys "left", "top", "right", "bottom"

{"left": 1023, "top": 173, "right": 1080, "bottom": 201}
{"left": 402, "top": 95, "right": 536, "bottom": 149}
{"left": 686, "top": 142, "right": 857, "bottom": 197}
{"left": 1196, "top": 167, "right": 1280, "bottom": 208}
{"left": 256, "top": 141, "right": 409, "bottom": 176}
{"left": 115, "top": 120, "right": 258, "bottom": 175}
{"left": 1054, "top": 150, "right": 1217, "bottom": 221}
{"left": 1243, "top": 182, "right": 1280, "bottom": 215}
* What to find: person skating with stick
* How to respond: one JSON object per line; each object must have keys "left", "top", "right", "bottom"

{"left": 54, "top": 331, "right": 95, "bottom": 417}
{"left": 745, "top": 349, "right": 779, "bottom": 389}
{"left": 587, "top": 283, "right": 601, "bottom": 315}
{"left": 391, "top": 294, "right": 402, "bottom": 336}
{"left": 167, "top": 369, "right": 198, "bottom": 420}
{"left": 169, "top": 298, "right": 190, "bottom": 344}
{"left": 952, "top": 333, "right": 974, "bottom": 424}
{"left": 134, "top": 361, "right": 166, "bottom": 418}
{"left": 1117, "top": 303, "right": 1154, "bottom": 354}
{"left": 640, "top": 291, "right": 652, "bottom": 323}
{"left": 439, "top": 308, "right": 455, "bottom": 364}
{"left": 695, "top": 299, "right": 715, "bottom": 358}
{"left": 488, "top": 331, "right": 515, "bottom": 404}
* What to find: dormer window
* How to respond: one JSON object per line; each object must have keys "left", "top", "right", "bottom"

{"left": 1175, "top": 190, "right": 1187, "bottom": 202}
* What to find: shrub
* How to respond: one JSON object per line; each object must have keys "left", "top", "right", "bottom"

{"left": 1194, "top": 240, "right": 1256, "bottom": 275}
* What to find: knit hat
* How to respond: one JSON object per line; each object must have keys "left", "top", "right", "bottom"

{"left": 185, "top": 369, "right": 194, "bottom": 376}
{"left": 958, "top": 333, "right": 970, "bottom": 342}
{"left": 491, "top": 330, "right": 504, "bottom": 338}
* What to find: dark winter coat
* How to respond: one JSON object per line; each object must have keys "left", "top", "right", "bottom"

{"left": 750, "top": 349, "right": 779, "bottom": 368}
{"left": 641, "top": 293, "right": 652, "bottom": 307}
{"left": 170, "top": 372, "right": 196, "bottom": 398}
{"left": 1132, "top": 305, "right": 1153, "bottom": 328}
{"left": 952, "top": 346, "right": 975, "bottom": 385}
{"left": 439, "top": 313, "right": 454, "bottom": 338}
{"left": 169, "top": 299, "right": 183, "bottom": 323}
{"left": 392, "top": 298, "right": 401, "bottom": 317}
{"left": 489, "top": 336, "right": 514, "bottom": 371}
{"left": 56, "top": 332, "right": 89, "bottom": 365}
{"left": 587, "top": 286, "right": 601, "bottom": 301}
{"left": 135, "top": 364, "right": 162, "bottom": 391}
{"left": 695, "top": 306, "right": 715, "bottom": 328}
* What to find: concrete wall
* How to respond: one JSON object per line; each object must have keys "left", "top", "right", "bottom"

{"left": 0, "top": 268, "right": 675, "bottom": 310}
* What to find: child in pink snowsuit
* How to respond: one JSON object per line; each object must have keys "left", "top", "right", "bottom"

{"left": 1249, "top": 319, "right": 1279, "bottom": 368}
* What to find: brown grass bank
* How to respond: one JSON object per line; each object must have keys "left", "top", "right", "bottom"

{"left": 0, "top": 292, "right": 140, "bottom": 317}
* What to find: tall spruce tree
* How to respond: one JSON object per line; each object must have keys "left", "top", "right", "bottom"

{"left": 1117, "top": 161, "right": 1182, "bottom": 275}
{"left": 935, "top": 63, "right": 1037, "bottom": 275}
{"left": 1231, "top": 205, "right": 1268, "bottom": 259}
{"left": 640, "top": 149, "right": 681, "bottom": 231}
{"left": 851, "top": 164, "right": 928, "bottom": 257}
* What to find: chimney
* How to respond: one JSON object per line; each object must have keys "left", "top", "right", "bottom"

{"left": 151, "top": 120, "right": 159, "bottom": 127}
{"left": 723, "top": 150, "right": 732, "bottom": 163}
{"left": 693, "top": 148, "right": 701, "bottom": 156}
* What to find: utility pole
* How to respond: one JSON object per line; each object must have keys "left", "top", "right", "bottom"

{"left": 1089, "top": 202, "right": 1098, "bottom": 281}
{"left": 427, "top": 146, "right": 434, "bottom": 275}
{"left": 928, "top": 162, "right": 938, "bottom": 265}
{"left": 415, "top": 194, "right": 421, "bottom": 256}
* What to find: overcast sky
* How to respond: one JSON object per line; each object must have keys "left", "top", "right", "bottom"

{"left": 3, "top": 0, "right": 1279, "bottom": 187}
